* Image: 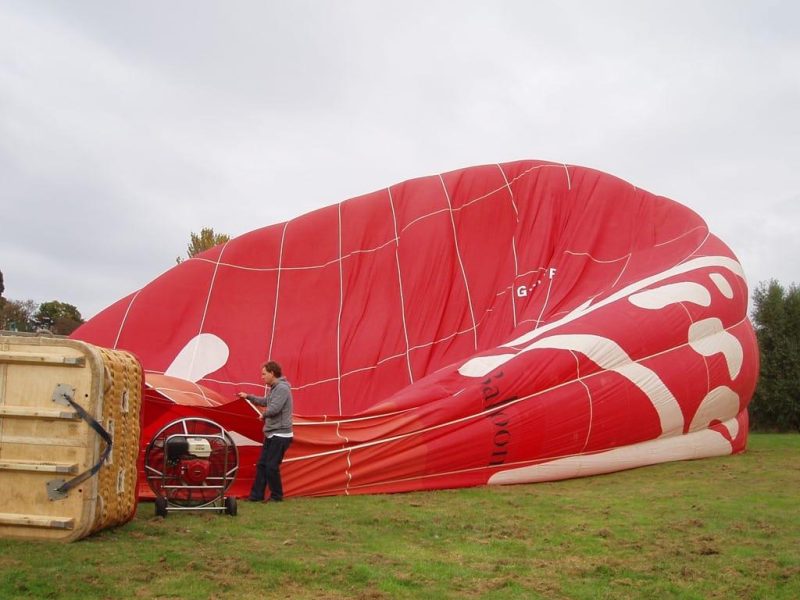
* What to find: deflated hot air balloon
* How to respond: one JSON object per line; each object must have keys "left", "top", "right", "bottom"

{"left": 73, "top": 159, "right": 758, "bottom": 498}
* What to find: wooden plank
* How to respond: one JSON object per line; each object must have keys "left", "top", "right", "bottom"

{"left": 0, "top": 512, "right": 75, "bottom": 529}
{"left": 0, "top": 435, "right": 88, "bottom": 448}
{"left": 0, "top": 460, "right": 78, "bottom": 474}
{"left": 0, "top": 406, "right": 79, "bottom": 420}
{"left": 0, "top": 351, "right": 84, "bottom": 367}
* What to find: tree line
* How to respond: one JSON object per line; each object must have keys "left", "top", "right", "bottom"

{"left": 750, "top": 280, "right": 799, "bottom": 432}
{"left": 0, "top": 273, "right": 85, "bottom": 335}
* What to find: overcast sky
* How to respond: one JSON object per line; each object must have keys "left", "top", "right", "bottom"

{"left": 1, "top": 0, "right": 798, "bottom": 320}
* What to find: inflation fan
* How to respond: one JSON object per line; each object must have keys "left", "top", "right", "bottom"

{"left": 144, "top": 417, "right": 239, "bottom": 517}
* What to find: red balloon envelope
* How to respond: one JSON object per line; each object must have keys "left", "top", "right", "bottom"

{"left": 73, "top": 160, "right": 758, "bottom": 498}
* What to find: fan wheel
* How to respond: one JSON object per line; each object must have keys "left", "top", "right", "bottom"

{"left": 155, "top": 496, "right": 168, "bottom": 517}
{"left": 224, "top": 496, "right": 238, "bottom": 516}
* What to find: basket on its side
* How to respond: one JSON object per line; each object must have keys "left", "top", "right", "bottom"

{"left": 0, "top": 334, "right": 143, "bottom": 542}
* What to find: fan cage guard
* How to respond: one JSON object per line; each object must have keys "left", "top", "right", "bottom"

{"left": 144, "top": 417, "right": 239, "bottom": 510}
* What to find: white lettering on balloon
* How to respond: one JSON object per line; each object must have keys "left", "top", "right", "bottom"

{"left": 515, "top": 267, "right": 557, "bottom": 297}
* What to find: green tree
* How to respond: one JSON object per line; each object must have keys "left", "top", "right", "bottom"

{"left": 0, "top": 299, "right": 37, "bottom": 332}
{"left": 750, "top": 280, "right": 800, "bottom": 431}
{"left": 176, "top": 227, "right": 231, "bottom": 263}
{"left": 33, "top": 300, "right": 84, "bottom": 335}
{"left": 0, "top": 268, "right": 4, "bottom": 298}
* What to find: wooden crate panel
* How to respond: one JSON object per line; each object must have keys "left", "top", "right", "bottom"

{"left": 0, "top": 334, "right": 142, "bottom": 542}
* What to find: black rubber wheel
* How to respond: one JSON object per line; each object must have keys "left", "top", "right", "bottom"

{"left": 155, "top": 496, "right": 168, "bottom": 517}
{"left": 224, "top": 496, "right": 238, "bottom": 516}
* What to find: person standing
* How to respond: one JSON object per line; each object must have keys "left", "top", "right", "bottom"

{"left": 237, "top": 360, "right": 293, "bottom": 502}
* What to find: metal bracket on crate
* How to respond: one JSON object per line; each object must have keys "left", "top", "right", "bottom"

{"left": 47, "top": 384, "right": 113, "bottom": 501}
{"left": 51, "top": 383, "right": 75, "bottom": 405}
{"left": 46, "top": 479, "right": 68, "bottom": 501}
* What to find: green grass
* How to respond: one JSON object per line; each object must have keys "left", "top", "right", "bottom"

{"left": 1, "top": 433, "right": 798, "bottom": 599}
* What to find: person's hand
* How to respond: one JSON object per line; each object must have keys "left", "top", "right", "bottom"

{"left": 237, "top": 391, "right": 248, "bottom": 399}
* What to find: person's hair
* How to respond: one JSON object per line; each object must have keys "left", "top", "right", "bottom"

{"left": 262, "top": 360, "right": 282, "bottom": 378}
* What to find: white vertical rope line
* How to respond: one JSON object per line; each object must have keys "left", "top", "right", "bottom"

{"left": 571, "top": 349, "right": 593, "bottom": 452}
{"left": 533, "top": 268, "right": 555, "bottom": 332}
{"left": 438, "top": 174, "right": 478, "bottom": 350}
{"left": 387, "top": 187, "right": 415, "bottom": 384}
{"left": 267, "top": 222, "right": 288, "bottom": 360}
{"left": 336, "top": 421, "right": 353, "bottom": 495}
{"left": 610, "top": 254, "right": 632, "bottom": 289}
{"left": 509, "top": 242, "right": 519, "bottom": 329}
{"left": 497, "top": 163, "right": 519, "bottom": 328}
{"left": 511, "top": 240, "right": 520, "bottom": 275}
{"left": 336, "top": 202, "right": 344, "bottom": 415}
{"left": 677, "top": 301, "right": 710, "bottom": 397}
{"left": 112, "top": 289, "right": 141, "bottom": 349}
{"left": 579, "top": 379, "right": 593, "bottom": 451}
{"left": 562, "top": 163, "right": 572, "bottom": 190}
{"left": 497, "top": 163, "right": 519, "bottom": 219}
{"left": 680, "top": 229, "right": 713, "bottom": 267}
{"left": 548, "top": 166, "right": 571, "bottom": 332}
{"left": 189, "top": 241, "right": 230, "bottom": 377}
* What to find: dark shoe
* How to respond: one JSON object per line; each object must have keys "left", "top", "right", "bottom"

{"left": 243, "top": 497, "right": 263, "bottom": 502}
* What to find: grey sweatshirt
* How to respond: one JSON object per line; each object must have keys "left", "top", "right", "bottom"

{"left": 246, "top": 376, "right": 293, "bottom": 437}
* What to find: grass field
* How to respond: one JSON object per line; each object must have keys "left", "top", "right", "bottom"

{"left": 1, "top": 433, "right": 798, "bottom": 599}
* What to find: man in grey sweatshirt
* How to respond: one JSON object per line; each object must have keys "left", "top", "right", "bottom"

{"left": 237, "top": 360, "right": 293, "bottom": 502}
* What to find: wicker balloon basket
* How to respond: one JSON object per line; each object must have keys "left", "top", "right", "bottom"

{"left": 0, "top": 333, "right": 143, "bottom": 542}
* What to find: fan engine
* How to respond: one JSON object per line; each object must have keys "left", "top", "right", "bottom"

{"left": 144, "top": 417, "right": 239, "bottom": 516}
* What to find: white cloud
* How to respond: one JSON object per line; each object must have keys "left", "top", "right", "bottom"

{"left": 1, "top": 0, "right": 798, "bottom": 318}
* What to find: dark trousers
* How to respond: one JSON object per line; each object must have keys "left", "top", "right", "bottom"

{"left": 250, "top": 435, "right": 292, "bottom": 501}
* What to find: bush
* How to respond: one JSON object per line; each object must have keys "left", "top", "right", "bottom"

{"left": 750, "top": 280, "right": 800, "bottom": 431}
